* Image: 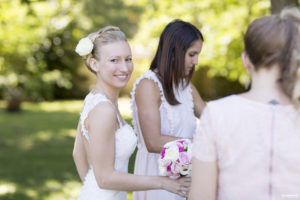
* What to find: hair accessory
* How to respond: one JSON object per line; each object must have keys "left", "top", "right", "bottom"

{"left": 75, "top": 37, "right": 94, "bottom": 56}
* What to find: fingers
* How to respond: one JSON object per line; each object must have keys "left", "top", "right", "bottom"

{"left": 176, "top": 177, "right": 191, "bottom": 198}
{"left": 181, "top": 186, "right": 189, "bottom": 192}
{"left": 178, "top": 177, "right": 191, "bottom": 187}
{"left": 179, "top": 177, "right": 191, "bottom": 184}
{"left": 181, "top": 180, "right": 191, "bottom": 188}
{"left": 176, "top": 186, "right": 189, "bottom": 198}
{"left": 181, "top": 177, "right": 191, "bottom": 181}
{"left": 163, "top": 176, "right": 191, "bottom": 198}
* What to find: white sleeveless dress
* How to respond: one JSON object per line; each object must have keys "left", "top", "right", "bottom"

{"left": 131, "top": 70, "right": 197, "bottom": 200}
{"left": 77, "top": 92, "right": 137, "bottom": 200}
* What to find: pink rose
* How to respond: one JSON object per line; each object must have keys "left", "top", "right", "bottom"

{"left": 161, "top": 147, "right": 167, "bottom": 159}
{"left": 177, "top": 143, "right": 184, "bottom": 152}
{"left": 171, "top": 162, "right": 181, "bottom": 174}
{"left": 167, "top": 164, "right": 172, "bottom": 172}
{"left": 179, "top": 152, "right": 190, "bottom": 165}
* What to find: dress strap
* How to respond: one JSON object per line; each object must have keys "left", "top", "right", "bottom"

{"left": 80, "top": 92, "right": 118, "bottom": 142}
{"left": 130, "top": 70, "right": 175, "bottom": 135}
{"left": 116, "top": 113, "right": 123, "bottom": 127}
{"left": 130, "top": 70, "right": 167, "bottom": 103}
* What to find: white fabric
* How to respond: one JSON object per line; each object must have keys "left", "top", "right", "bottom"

{"left": 78, "top": 92, "right": 137, "bottom": 200}
{"left": 131, "top": 70, "right": 196, "bottom": 200}
{"left": 193, "top": 95, "right": 300, "bottom": 200}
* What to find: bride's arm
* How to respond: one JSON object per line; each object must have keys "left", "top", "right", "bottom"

{"left": 134, "top": 79, "right": 185, "bottom": 153}
{"left": 88, "top": 102, "right": 190, "bottom": 197}
{"left": 73, "top": 122, "right": 89, "bottom": 182}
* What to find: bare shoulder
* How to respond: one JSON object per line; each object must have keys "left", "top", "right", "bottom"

{"left": 135, "top": 78, "right": 161, "bottom": 100}
{"left": 136, "top": 78, "right": 160, "bottom": 93}
{"left": 88, "top": 101, "right": 117, "bottom": 130}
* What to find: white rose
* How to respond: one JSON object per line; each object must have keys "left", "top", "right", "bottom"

{"left": 75, "top": 37, "right": 94, "bottom": 56}
{"left": 164, "top": 145, "right": 179, "bottom": 161}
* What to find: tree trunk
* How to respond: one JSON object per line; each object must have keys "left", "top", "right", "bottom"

{"left": 271, "top": 0, "right": 299, "bottom": 14}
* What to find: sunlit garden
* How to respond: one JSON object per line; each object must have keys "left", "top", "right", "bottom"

{"left": 0, "top": 0, "right": 299, "bottom": 199}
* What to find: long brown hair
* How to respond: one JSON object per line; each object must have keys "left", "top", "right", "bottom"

{"left": 244, "top": 7, "right": 300, "bottom": 107}
{"left": 150, "top": 19, "right": 204, "bottom": 105}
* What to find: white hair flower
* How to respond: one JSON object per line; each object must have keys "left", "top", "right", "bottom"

{"left": 75, "top": 37, "right": 94, "bottom": 56}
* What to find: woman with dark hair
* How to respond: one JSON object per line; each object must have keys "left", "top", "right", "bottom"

{"left": 131, "top": 19, "right": 206, "bottom": 200}
{"left": 189, "top": 7, "right": 300, "bottom": 200}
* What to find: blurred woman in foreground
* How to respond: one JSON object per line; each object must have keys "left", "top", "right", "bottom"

{"left": 189, "top": 7, "right": 300, "bottom": 200}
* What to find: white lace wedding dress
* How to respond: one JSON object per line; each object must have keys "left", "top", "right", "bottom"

{"left": 77, "top": 92, "right": 137, "bottom": 200}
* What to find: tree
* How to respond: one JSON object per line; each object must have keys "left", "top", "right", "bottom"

{"left": 126, "top": 0, "right": 270, "bottom": 99}
{"left": 0, "top": 0, "right": 143, "bottom": 111}
{"left": 0, "top": 0, "right": 82, "bottom": 111}
{"left": 271, "top": 0, "right": 299, "bottom": 14}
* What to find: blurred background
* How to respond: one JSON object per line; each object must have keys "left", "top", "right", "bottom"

{"left": 0, "top": 0, "right": 299, "bottom": 199}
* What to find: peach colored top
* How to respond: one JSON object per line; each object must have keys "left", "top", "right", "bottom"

{"left": 193, "top": 95, "right": 300, "bottom": 200}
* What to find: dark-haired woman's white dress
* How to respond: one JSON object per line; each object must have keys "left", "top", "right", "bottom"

{"left": 131, "top": 70, "right": 197, "bottom": 200}
{"left": 77, "top": 92, "right": 137, "bottom": 200}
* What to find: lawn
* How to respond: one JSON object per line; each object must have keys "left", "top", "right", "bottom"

{"left": 0, "top": 99, "right": 135, "bottom": 200}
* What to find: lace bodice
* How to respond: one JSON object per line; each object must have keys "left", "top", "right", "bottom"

{"left": 78, "top": 92, "right": 137, "bottom": 200}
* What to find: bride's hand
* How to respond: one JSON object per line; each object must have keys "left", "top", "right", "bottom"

{"left": 161, "top": 176, "right": 191, "bottom": 198}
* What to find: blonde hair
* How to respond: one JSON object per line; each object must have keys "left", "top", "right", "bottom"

{"left": 244, "top": 7, "right": 300, "bottom": 109}
{"left": 82, "top": 26, "right": 127, "bottom": 73}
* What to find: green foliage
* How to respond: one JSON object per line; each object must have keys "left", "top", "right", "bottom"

{"left": 0, "top": 0, "right": 143, "bottom": 103}
{"left": 0, "top": 0, "right": 80, "bottom": 101}
{"left": 0, "top": 0, "right": 287, "bottom": 102}
{"left": 129, "top": 0, "right": 270, "bottom": 90}
{"left": 82, "top": 0, "right": 143, "bottom": 39}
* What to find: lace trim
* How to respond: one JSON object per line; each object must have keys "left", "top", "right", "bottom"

{"left": 80, "top": 93, "right": 111, "bottom": 142}
{"left": 186, "top": 83, "right": 195, "bottom": 117}
{"left": 130, "top": 70, "right": 175, "bottom": 135}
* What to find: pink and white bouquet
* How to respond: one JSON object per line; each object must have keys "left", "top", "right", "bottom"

{"left": 158, "top": 139, "right": 193, "bottom": 179}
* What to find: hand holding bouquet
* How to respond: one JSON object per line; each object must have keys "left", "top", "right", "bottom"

{"left": 158, "top": 139, "right": 193, "bottom": 179}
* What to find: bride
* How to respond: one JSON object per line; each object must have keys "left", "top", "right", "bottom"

{"left": 72, "top": 26, "right": 190, "bottom": 200}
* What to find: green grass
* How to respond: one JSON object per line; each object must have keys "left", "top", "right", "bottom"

{"left": 0, "top": 99, "right": 135, "bottom": 200}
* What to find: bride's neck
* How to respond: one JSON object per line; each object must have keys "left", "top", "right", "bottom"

{"left": 93, "top": 80, "right": 119, "bottom": 105}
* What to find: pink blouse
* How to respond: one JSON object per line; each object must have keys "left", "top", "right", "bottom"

{"left": 193, "top": 95, "right": 300, "bottom": 200}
